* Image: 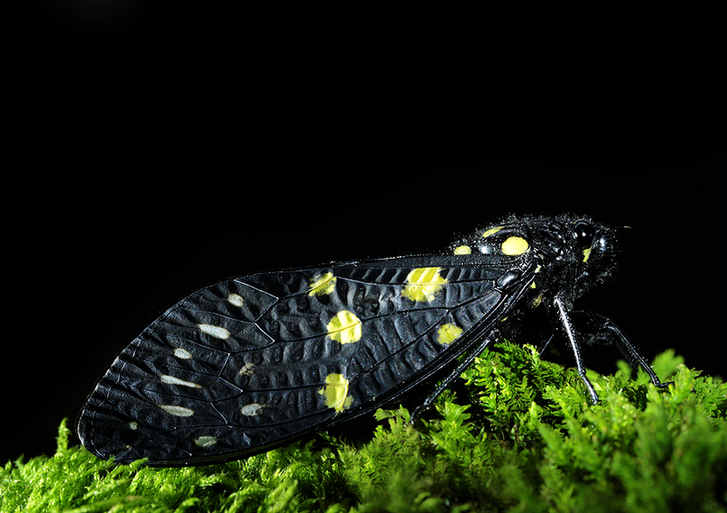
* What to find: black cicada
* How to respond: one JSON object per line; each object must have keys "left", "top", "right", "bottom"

{"left": 77, "top": 215, "right": 669, "bottom": 466}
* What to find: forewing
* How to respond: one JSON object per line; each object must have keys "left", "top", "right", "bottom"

{"left": 77, "top": 254, "right": 536, "bottom": 465}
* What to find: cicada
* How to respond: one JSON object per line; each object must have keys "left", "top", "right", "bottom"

{"left": 77, "top": 214, "right": 669, "bottom": 465}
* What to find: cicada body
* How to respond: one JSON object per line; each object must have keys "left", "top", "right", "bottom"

{"left": 77, "top": 215, "right": 668, "bottom": 465}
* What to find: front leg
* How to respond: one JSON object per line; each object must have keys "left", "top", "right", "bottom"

{"left": 572, "top": 311, "right": 672, "bottom": 389}
{"left": 553, "top": 295, "right": 600, "bottom": 404}
{"left": 537, "top": 332, "right": 556, "bottom": 356}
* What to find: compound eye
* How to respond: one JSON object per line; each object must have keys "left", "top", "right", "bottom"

{"left": 573, "top": 221, "right": 594, "bottom": 249}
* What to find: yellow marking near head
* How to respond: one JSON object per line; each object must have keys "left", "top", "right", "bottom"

{"left": 319, "top": 373, "right": 353, "bottom": 412}
{"left": 582, "top": 247, "right": 592, "bottom": 263}
{"left": 482, "top": 226, "right": 504, "bottom": 238}
{"left": 530, "top": 281, "right": 537, "bottom": 289}
{"left": 437, "top": 323, "right": 463, "bottom": 345}
{"left": 501, "top": 236, "right": 529, "bottom": 256}
{"left": 308, "top": 272, "right": 337, "bottom": 296}
{"left": 402, "top": 267, "right": 448, "bottom": 302}
{"left": 327, "top": 310, "right": 362, "bottom": 344}
{"left": 532, "top": 293, "right": 543, "bottom": 308}
{"left": 453, "top": 245, "right": 472, "bottom": 255}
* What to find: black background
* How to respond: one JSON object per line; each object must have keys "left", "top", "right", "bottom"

{"left": 4, "top": 2, "right": 722, "bottom": 464}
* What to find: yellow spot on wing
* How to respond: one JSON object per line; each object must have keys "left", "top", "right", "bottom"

{"left": 319, "top": 373, "right": 353, "bottom": 412}
{"left": 402, "top": 267, "right": 448, "bottom": 302}
{"left": 437, "top": 323, "right": 463, "bottom": 345}
{"left": 582, "top": 247, "right": 592, "bottom": 263}
{"left": 239, "top": 363, "right": 255, "bottom": 375}
{"left": 195, "top": 436, "right": 217, "bottom": 447}
{"left": 160, "top": 374, "right": 202, "bottom": 389}
{"left": 482, "top": 226, "right": 504, "bottom": 238}
{"left": 327, "top": 310, "right": 362, "bottom": 343}
{"left": 198, "top": 324, "right": 231, "bottom": 339}
{"left": 308, "top": 272, "right": 337, "bottom": 296}
{"left": 453, "top": 245, "right": 472, "bottom": 255}
{"left": 240, "top": 403, "right": 265, "bottom": 416}
{"left": 159, "top": 404, "right": 194, "bottom": 417}
{"left": 227, "top": 293, "right": 245, "bottom": 307}
{"left": 173, "top": 347, "right": 192, "bottom": 359}
{"left": 501, "top": 236, "right": 529, "bottom": 256}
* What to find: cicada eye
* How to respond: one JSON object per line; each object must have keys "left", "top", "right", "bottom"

{"left": 573, "top": 221, "right": 594, "bottom": 249}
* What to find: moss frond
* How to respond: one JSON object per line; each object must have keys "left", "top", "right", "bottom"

{"left": 2, "top": 343, "right": 725, "bottom": 513}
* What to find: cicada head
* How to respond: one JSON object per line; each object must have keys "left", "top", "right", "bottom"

{"left": 570, "top": 217, "right": 622, "bottom": 295}
{"left": 530, "top": 215, "right": 622, "bottom": 299}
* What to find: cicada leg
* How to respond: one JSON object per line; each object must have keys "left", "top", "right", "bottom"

{"left": 553, "top": 295, "right": 600, "bottom": 404}
{"left": 571, "top": 310, "right": 673, "bottom": 390}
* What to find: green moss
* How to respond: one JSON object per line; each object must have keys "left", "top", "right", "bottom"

{"left": 3, "top": 343, "right": 726, "bottom": 513}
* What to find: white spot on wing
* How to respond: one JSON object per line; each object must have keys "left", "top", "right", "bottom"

{"left": 239, "top": 363, "right": 255, "bottom": 376}
{"left": 159, "top": 404, "right": 194, "bottom": 417}
{"left": 227, "top": 293, "right": 245, "bottom": 307}
{"left": 241, "top": 403, "right": 264, "bottom": 416}
{"left": 160, "top": 374, "right": 202, "bottom": 388}
{"left": 194, "top": 435, "right": 217, "bottom": 447}
{"left": 198, "top": 324, "right": 231, "bottom": 339}
{"left": 128, "top": 421, "right": 138, "bottom": 430}
{"left": 173, "top": 347, "right": 192, "bottom": 359}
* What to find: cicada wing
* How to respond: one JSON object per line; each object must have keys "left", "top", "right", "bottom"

{"left": 78, "top": 254, "right": 536, "bottom": 465}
